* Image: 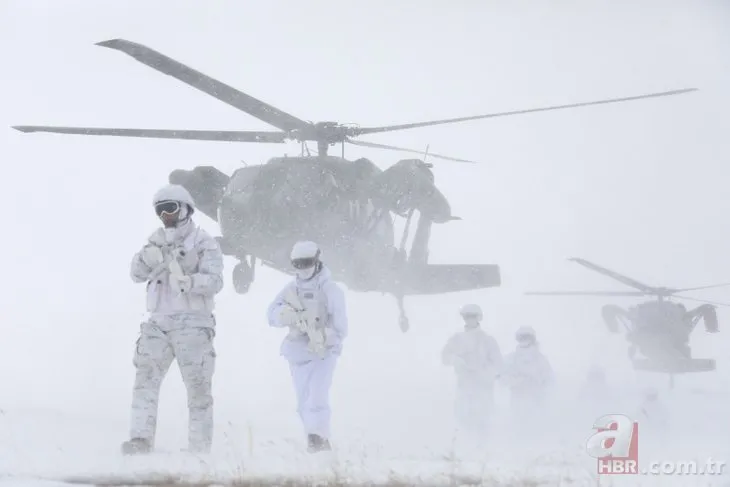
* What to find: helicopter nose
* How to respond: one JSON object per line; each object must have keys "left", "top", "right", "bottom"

{"left": 168, "top": 169, "right": 191, "bottom": 185}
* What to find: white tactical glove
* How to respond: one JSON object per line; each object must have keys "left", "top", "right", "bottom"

{"left": 324, "top": 328, "right": 337, "bottom": 346}
{"left": 277, "top": 306, "right": 301, "bottom": 327}
{"left": 168, "top": 258, "right": 191, "bottom": 293}
{"left": 141, "top": 245, "right": 164, "bottom": 268}
{"left": 299, "top": 320, "right": 326, "bottom": 357}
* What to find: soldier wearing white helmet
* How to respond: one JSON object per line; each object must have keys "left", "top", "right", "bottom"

{"left": 267, "top": 240, "right": 348, "bottom": 453}
{"left": 499, "top": 326, "right": 554, "bottom": 423}
{"left": 441, "top": 303, "right": 503, "bottom": 441}
{"left": 122, "top": 184, "right": 224, "bottom": 455}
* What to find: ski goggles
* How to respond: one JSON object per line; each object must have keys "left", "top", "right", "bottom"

{"left": 516, "top": 333, "right": 535, "bottom": 342}
{"left": 155, "top": 200, "right": 180, "bottom": 216}
{"left": 292, "top": 257, "right": 318, "bottom": 269}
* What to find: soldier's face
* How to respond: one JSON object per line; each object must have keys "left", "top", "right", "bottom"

{"left": 160, "top": 211, "right": 180, "bottom": 228}
{"left": 155, "top": 200, "right": 181, "bottom": 228}
{"left": 463, "top": 316, "right": 480, "bottom": 329}
{"left": 296, "top": 266, "right": 316, "bottom": 280}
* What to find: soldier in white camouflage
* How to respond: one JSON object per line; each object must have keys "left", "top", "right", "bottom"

{"left": 122, "top": 184, "right": 224, "bottom": 455}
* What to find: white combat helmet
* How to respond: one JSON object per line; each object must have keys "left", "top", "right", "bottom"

{"left": 459, "top": 303, "right": 483, "bottom": 320}
{"left": 290, "top": 241, "right": 322, "bottom": 280}
{"left": 153, "top": 184, "right": 196, "bottom": 210}
{"left": 152, "top": 184, "right": 196, "bottom": 227}
{"left": 290, "top": 240, "right": 320, "bottom": 261}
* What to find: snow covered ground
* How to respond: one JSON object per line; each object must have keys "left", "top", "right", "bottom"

{"left": 1, "top": 381, "right": 729, "bottom": 486}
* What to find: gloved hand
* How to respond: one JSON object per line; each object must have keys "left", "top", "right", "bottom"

{"left": 277, "top": 306, "right": 301, "bottom": 326}
{"left": 141, "top": 245, "right": 164, "bottom": 268}
{"left": 298, "top": 320, "right": 326, "bottom": 356}
{"left": 324, "top": 327, "right": 337, "bottom": 346}
{"left": 169, "top": 273, "right": 192, "bottom": 293}
{"left": 295, "top": 318, "right": 314, "bottom": 334}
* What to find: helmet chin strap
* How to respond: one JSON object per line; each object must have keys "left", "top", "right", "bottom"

{"left": 178, "top": 205, "right": 189, "bottom": 221}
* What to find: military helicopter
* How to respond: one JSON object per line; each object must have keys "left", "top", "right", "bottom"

{"left": 526, "top": 258, "right": 729, "bottom": 383}
{"left": 11, "top": 39, "right": 699, "bottom": 331}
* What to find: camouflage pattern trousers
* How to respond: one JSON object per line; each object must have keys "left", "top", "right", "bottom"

{"left": 129, "top": 316, "right": 216, "bottom": 452}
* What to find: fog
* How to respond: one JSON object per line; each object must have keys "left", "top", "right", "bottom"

{"left": 1, "top": 0, "right": 729, "bottom": 484}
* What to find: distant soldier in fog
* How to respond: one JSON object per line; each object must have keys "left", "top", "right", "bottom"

{"left": 441, "top": 304, "right": 503, "bottom": 441}
{"left": 499, "top": 326, "right": 554, "bottom": 423}
{"left": 578, "top": 365, "right": 613, "bottom": 405}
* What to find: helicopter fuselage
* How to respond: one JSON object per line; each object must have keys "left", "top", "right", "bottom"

{"left": 170, "top": 155, "right": 460, "bottom": 293}
{"left": 601, "top": 299, "right": 718, "bottom": 373}
{"left": 219, "top": 156, "right": 399, "bottom": 289}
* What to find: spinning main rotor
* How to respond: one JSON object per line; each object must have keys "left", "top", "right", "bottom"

{"left": 12, "top": 38, "right": 698, "bottom": 163}
{"left": 526, "top": 258, "right": 730, "bottom": 307}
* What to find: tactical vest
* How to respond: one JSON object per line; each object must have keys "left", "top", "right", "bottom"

{"left": 296, "top": 280, "right": 330, "bottom": 330}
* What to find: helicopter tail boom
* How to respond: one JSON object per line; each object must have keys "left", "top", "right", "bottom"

{"left": 400, "top": 264, "right": 501, "bottom": 295}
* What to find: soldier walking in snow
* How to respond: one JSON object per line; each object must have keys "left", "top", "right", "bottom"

{"left": 122, "top": 184, "right": 224, "bottom": 455}
{"left": 441, "top": 304, "right": 503, "bottom": 441}
{"left": 267, "top": 241, "right": 348, "bottom": 453}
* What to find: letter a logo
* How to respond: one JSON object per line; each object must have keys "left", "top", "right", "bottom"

{"left": 585, "top": 414, "right": 639, "bottom": 475}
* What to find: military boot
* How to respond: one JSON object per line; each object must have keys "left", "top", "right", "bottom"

{"left": 307, "top": 434, "right": 332, "bottom": 453}
{"left": 121, "top": 437, "right": 152, "bottom": 455}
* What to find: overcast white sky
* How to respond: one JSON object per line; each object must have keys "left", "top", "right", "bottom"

{"left": 1, "top": 0, "right": 729, "bottom": 469}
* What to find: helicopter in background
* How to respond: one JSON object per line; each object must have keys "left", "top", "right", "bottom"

{"left": 526, "top": 258, "right": 729, "bottom": 384}
{"left": 11, "top": 39, "right": 699, "bottom": 331}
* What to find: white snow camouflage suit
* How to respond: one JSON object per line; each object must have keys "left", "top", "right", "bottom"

{"left": 441, "top": 326, "right": 503, "bottom": 436}
{"left": 499, "top": 343, "right": 554, "bottom": 417}
{"left": 267, "top": 265, "right": 348, "bottom": 440}
{"left": 129, "top": 219, "right": 223, "bottom": 452}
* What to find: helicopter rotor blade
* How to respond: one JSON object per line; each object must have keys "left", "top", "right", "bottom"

{"left": 350, "top": 88, "right": 697, "bottom": 136}
{"left": 670, "top": 283, "right": 730, "bottom": 293}
{"left": 96, "top": 39, "right": 311, "bottom": 133}
{"left": 568, "top": 258, "right": 656, "bottom": 293}
{"left": 524, "top": 291, "right": 647, "bottom": 296}
{"left": 12, "top": 126, "right": 288, "bottom": 143}
{"left": 346, "top": 138, "right": 477, "bottom": 163}
{"left": 673, "top": 295, "right": 730, "bottom": 307}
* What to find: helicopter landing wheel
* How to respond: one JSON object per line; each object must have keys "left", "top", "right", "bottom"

{"left": 232, "top": 261, "right": 254, "bottom": 294}
{"left": 395, "top": 293, "right": 409, "bottom": 332}
{"left": 399, "top": 314, "right": 410, "bottom": 333}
